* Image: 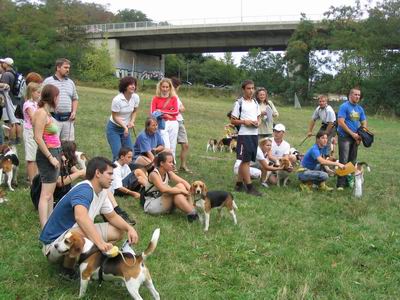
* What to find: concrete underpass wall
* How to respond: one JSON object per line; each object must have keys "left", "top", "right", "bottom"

{"left": 90, "top": 39, "right": 164, "bottom": 78}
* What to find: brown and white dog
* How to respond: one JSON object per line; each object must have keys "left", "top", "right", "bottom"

{"left": 0, "top": 188, "right": 8, "bottom": 204}
{"left": 217, "top": 137, "right": 237, "bottom": 153}
{"left": 0, "top": 144, "right": 19, "bottom": 191}
{"left": 190, "top": 180, "right": 238, "bottom": 232}
{"left": 55, "top": 229, "right": 161, "bottom": 299}
{"left": 275, "top": 157, "right": 293, "bottom": 187}
{"left": 75, "top": 151, "right": 89, "bottom": 170}
{"left": 206, "top": 139, "right": 218, "bottom": 152}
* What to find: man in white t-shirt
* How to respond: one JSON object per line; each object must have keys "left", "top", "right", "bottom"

{"left": 230, "top": 80, "right": 262, "bottom": 196}
{"left": 270, "top": 123, "right": 296, "bottom": 164}
{"left": 306, "top": 95, "right": 336, "bottom": 152}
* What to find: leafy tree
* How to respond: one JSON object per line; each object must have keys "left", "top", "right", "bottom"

{"left": 115, "top": 9, "right": 151, "bottom": 23}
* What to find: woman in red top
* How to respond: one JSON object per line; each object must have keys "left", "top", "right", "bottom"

{"left": 150, "top": 78, "right": 179, "bottom": 160}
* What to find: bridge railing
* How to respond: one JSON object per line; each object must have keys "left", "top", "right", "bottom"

{"left": 83, "top": 14, "right": 322, "bottom": 33}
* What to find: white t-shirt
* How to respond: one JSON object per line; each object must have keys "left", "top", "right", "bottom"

{"left": 311, "top": 105, "right": 336, "bottom": 123}
{"left": 110, "top": 161, "right": 131, "bottom": 194}
{"left": 231, "top": 97, "right": 260, "bottom": 135}
{"left": 271, "top": 139, "right": 290, "bottom": 158}
{"left": 109, "top": 93, "right": 140, "bottom": 126}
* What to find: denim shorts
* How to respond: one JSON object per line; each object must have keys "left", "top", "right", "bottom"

{"left": 36, "top": 147, "right": 61, "bottom": 183}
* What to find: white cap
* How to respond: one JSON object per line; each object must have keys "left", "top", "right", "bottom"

{"left": 0, "top": 57, "right": 14, "bottom": 66}
{"left": 273, "top": 123, "right": 286, "bottom": 132}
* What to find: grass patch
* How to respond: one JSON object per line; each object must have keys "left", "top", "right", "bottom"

{"left": 0, "top": 85, "right": 399, "bottom": 299}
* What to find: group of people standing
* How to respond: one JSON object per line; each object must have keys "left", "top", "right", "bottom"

{"left": 231, "top": 80, "right": 368, "bottom": 196}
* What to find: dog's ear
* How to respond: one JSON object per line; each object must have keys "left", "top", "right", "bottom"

{"left": 67, "top": 234, "right": 84, "bottom": 258}
{"left": 202, "top": 182, "right": 208, "bottom": 196}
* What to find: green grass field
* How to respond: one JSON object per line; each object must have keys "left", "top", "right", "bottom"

{"left": 0, "top": 86, "right": 399, "bottom": 299}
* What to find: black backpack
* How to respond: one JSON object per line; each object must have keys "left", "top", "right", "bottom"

{"left": 8, "top": 70, "right": 25, "bottom": 98}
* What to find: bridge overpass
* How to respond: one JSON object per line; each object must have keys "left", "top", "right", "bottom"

{"left": 84, "top": 16, "right": 319, "bottom": 77}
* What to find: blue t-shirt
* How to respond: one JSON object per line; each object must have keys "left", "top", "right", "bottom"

{"left": 301, "top": 144, "right": 328, "bottom": 170}
{"left": 337, "top": 101, "right": 366, "bottom": 137}
{"left": 133, "top": 130, "right": 164, "bottom": 158}
{"left": 39, "top": 182, "right": 93, "bottom": 244}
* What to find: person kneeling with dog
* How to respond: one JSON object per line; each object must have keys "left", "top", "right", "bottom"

{"left": 297, "top": 131, "right": 345, "bottom": 192}
{"left": 39, "top": 157, "right": 138, "bottom": 280}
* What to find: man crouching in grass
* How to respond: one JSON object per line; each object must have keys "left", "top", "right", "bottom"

{"left": 297, "top": 131, "right": 345, "bottom": 192}
{"left": 39, "top": 157, "right": 139, "bottom": 280}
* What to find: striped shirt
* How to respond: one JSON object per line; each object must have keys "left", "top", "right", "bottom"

{"left": 43, "top": 75, "right": 78, "bottom": 113}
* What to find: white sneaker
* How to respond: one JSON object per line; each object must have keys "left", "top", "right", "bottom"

{"left": 261, "top": 182, "right": 269, "bottom": 188}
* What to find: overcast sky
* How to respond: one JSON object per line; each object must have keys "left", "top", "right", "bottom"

{"left": 83, "top": 0, "right": 370, "bottom": 64}
{"left": 85, "top": 0, "right": 364, "bottom": 21}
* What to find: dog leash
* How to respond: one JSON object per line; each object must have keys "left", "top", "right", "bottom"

{"left": 298, "top": 135, "right": 313, "bottom": 147}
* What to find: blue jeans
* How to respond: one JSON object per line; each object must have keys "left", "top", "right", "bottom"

{"left": 337, "top": 134, "right": 358, "bottom": 187}
{"left": 298, "top": 169, "right": 329, "bottom": 184}
{"left": 106, "top": 120, "right": 133, "bottom": 161}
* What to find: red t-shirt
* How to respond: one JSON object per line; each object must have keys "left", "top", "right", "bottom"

{"left": 150, "top": 96, "right": 179, "bottom": 121}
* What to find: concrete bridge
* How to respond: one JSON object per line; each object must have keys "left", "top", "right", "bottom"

{"left": 84, "top": 16, "right": 321, "bottom": 78}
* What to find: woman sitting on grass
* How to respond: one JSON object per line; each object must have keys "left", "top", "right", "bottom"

{"left": 142, "top": 151, "right": 198, "bottom": 222}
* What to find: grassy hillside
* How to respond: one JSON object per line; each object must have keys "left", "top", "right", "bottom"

{"left": 0, "top": 85, "right": 399, "bottom": 299}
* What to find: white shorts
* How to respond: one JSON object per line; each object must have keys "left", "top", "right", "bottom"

{"left": 23, "top": 127, "right": 38, "bottom": 161}
{"left": 233, "top": 161, "right": 261, "bottom": 179}
{"left": 42, "top": 222, "right": 109, "bottom": 263}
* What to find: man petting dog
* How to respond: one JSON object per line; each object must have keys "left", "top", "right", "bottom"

{"left": 297, "top": 131, "right": 345, "bottom": 192}
{"left": 231, "top": 80, "right": 262, "bottom": 196}
{"left": 39, "top": 157, "right": 138, "bottom": 279}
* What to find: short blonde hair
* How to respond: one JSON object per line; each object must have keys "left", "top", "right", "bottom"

{"left": 155, "top": 78, "right": 177, "bottom": 98}
{"left": 259, "top": 137, "right": 272, "bottom": 146}
{"left": 26, "top": 82, "right": 41, "bottom": 100}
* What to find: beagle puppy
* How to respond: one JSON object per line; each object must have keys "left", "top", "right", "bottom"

{"left": 276, "top": 157, "right": 292, "bottom": 187}
{"left": 75, "top": 151, "right": 89, "bottom": 170}
{"left": 190, "top": 180, "right": 238, "bottom": 232}
{"left": 206, "top": 139, "right": 218, "bottom": 152}
{"left": 55, "top": 229, "right": 161, "bottom": 299}
{"left": 354, "top": 162, "right": 370, "bottom": 198}
{"left": 0, "top": 144, "right": 19, "bottom": 191}
{"left": 217, "top": 137, "right": 237, "bottom": 153}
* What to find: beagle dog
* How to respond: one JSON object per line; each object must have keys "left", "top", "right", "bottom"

{"left": 0, "top": 188, "right": 8, "bottom": 204}
{"left": 190, "top": 180, "right": 237, "bottom": 232}
{"left": 354, "top": 162, "right": 370, "bottom": 198}
{"left": 275, "top": 157, "right": 292, "bottom": 187}
{"left": 206, "top": 139, "right": 218, "bottom": 152}
{"left": 55, "top": 229, "right": 161, "bottom": 299}
{"left": 75, "top": 151, "right": 89, "bottom": 170}
{"left": 217, "top": 137, "right": 237, "bottom": 153}
{"left": 0, "top": 144, "right": 19, "bottom": 191}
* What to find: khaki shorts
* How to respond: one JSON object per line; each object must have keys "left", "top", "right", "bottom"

{"left": 23, "top": 127, "right": 38, "bottom": 161}
{"left": 177, "top": 121, "right": 188, "bottom": 144}
{"left": 42, "top": 222, "right": 109, "bottom": 263}
{"left": 56, "top": 120, "right": 75, "bottom": 141}
{"left": 144, "top": 195, "right": 171, "bottom": 215}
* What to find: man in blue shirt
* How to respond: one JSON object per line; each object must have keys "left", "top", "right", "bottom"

{"left": 298, "top": 131, "right": 344, "bottom": 192}
{"left": 133, "top": 117, "right": 165, "bottom": 161}
{"left": 40, "top": 157, "right": 138, "bottom": 277}
{"left": 336, "top": 87, "right": 367, "bottom": 190}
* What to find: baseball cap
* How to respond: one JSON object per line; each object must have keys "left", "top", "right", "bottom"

{"left": 273, "top": 123, "right": 286, "bottom": 132}
{"left": 0, "top": 57, "right": 14, "bottom": 65}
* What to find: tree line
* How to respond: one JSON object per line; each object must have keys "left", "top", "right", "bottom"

{"left": 1, "top": 0, "right": 399, "bottom": 115}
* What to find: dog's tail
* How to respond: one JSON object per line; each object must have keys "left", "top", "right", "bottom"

{"left": 230, "top": 193, "right": 238, "bottom": 210}
{"left": 142, "top": 228, "right": 160, "bottom": 260}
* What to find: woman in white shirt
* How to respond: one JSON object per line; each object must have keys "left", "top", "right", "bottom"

{"left": 106, "top": 76, "right": 140, "bottom": 160}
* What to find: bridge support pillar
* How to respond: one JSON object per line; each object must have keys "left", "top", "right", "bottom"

{"left": 91, "top": 38, "right": 165, "bottom": 79}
